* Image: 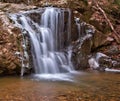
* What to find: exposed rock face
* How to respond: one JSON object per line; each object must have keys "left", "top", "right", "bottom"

{"left": 72, "top": 23, "right": 93, "bottom": 70}
{"left": 72, "top": 36, "right": 92, "bottom": 70}
{"left": 0, "top": 2, "right": 37, "bottom": 75}
{"left": 0, "top": 11, "right": 21, "bottom": 75}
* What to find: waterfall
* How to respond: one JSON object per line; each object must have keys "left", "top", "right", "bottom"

{"left": 10, "top": 7, "right": 73, "bottom": 75}
{"left": 75, "top": 17, "right": 86, "bottom": 38}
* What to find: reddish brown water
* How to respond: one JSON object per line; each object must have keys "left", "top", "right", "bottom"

{"left": 0, "top": 71, "right": 120, "bottom": 101}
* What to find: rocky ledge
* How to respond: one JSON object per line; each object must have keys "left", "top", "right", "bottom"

{"left": 0, "top": 2, "right": 37, "bottom": 75}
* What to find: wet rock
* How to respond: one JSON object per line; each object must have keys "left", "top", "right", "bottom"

{"left": 88, "top": 52, "right": 111, "bottom": 71}
{"left": 72, "top": 34, "right": 92, "bottom": 70}
{"left": 99, "top": 57, "right": 113, "bottom": 70}
{"left": 88, "top": 52, "right": 120, "bottom": 71}
{"left": 71, "top": 22, "right": 95, "bottom": 70}
{"left": 112, "top": 60, "right": 120, "bottom": 69}
{"left": 105, "top": 45, "right": 120, "bottom": 55}
{"left": 101, "top": 43, "right": 120, "bottom": 63}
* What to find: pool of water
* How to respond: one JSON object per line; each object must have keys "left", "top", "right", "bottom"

{"left": 0, "top": 71, "right": 120, "bottom": 101}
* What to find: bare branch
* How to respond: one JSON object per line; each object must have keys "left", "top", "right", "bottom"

{"left": 92, "top": 0, "right": 120, "bottom": 44}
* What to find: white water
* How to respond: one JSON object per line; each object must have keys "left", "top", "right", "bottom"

{"left": 10, "top": 7, "right": 73, "bottom": 76}
{"left": 88, "top": 52, "right": 108, "bottom": 70}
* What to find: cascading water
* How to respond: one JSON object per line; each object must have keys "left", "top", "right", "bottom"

{"left": 10, "top": 7, "right": 74, "bottom": 77}
{"left": 74, "top": 17, "right": 94, "bottom": 49}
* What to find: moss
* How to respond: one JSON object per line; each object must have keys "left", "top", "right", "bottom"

{"left": 83, "top": 0, "right": 88, "bottom": 6}
{"left": 114, "top": 0, "right": 120, "bottom": 6}
{"left": 0, "top": 70, "right": 3, "bottom": 74}
{"left": 82, "top": 10, "right": 93, "bottom": 23}
{"left": 67, "top": 0, "right": 88, "bottom": 9}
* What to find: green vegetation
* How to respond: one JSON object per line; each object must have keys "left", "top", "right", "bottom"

{"left": 114, "top": 0, "right": 120, "bottom": 6}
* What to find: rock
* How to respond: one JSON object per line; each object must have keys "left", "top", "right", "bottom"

{"left": 101, "top": 43, "right": 120, "bottom": 63}
{"left": 92, "top": 30, "right": 114, "bottom": 49}
{"left": 88, "top": 52, "right": 110, "bottom": 71}
{"left": 99, "top": 57, "right": 113, "bottom": 70}
{"left": 71, "top": 21, "right": 96, "bottom": 70}
{"left": 72, "top": 33, "right": 92, "bottom": 70}
{"left": 105, "top": 45, "right": 120, "bottom": 55}
{"left": 0, "top": 4, "right": 23, "bottom": 75}
{"left": 112, "top": 60, "right": 120, "bottom": 68}
{"left": 88, "top": 52, "right": 120, "bottom": 71}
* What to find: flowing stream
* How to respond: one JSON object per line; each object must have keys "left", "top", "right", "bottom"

{"left": 10, "top": 7, "right": 73, "bottom": 77}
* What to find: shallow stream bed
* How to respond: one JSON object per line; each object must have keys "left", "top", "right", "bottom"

{"left": 0, "top": 71, "right": 120, "bottom": 101}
